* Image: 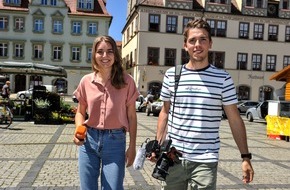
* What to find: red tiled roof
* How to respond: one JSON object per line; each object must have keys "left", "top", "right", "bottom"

{"left": 0, "top": 0, "right": 110, "bottom": 17}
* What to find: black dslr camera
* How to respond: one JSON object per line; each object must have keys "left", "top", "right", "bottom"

{"left": 145, "top": 139, "right": 182, "bottom": 181}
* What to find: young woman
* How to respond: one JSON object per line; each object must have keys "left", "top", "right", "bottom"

{"left": 73, "top": 35, "right": 139, "bottom": 190}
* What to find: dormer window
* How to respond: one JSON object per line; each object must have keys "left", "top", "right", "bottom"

{"left": 78, "top": 0, "right": 93, "bottom": 10}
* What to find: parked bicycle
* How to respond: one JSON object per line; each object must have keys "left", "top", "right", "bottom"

{"left": 0, "top": 99, "right": 13, "bottom": 129}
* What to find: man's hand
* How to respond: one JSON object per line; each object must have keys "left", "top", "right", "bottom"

{"left": 147, "top": 152, "right": 158, "bottom": 163}
{"left": 242, "top": 159, "right": 254, "bottom": 183}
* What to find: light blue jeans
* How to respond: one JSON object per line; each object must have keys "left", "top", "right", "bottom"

{"left": 78, "top": 128, "right": 126, "bottom": 190}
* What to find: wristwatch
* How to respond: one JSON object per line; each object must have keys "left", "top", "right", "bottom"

{"left": 241, "top": 153, "right": 252, "bottom": 159}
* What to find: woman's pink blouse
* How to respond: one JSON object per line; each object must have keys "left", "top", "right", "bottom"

{"left": 73, "top": 72, "right": 139, "bottom": 131}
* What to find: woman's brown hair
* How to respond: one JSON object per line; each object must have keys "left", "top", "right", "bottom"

{"left": 91, "top": 35, "right": 126, "bottom": 89}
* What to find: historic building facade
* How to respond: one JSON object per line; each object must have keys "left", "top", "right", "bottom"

{"left": 0, "top": 0, "right": 111, "bottom": 94}
{"left": 122, "top": 0, "right": 290, "bottom": 101}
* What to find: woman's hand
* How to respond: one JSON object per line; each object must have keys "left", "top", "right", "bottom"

{"left": 126, "top": 146, "right": 136, "bottom": 167}
{"left": 73, "top": 134, "right": 85, "bottom": 146}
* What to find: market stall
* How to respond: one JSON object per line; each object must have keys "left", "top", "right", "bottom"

{"left": 266, "top": 65, "right": 290, "bottom": 142}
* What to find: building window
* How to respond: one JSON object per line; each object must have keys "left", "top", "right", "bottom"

{"left": 14, "top": 43, "right": 24, "bottom": 58}
{"left": 246, "top": 0, "right": 253, "bottom": 6}
{"left": 71, "top": 46, "right": 81, "bottom": 61}
{"left": 237, "top": 53, "right": 247, "bottom": 70}
{"left": 207, "top": 19, "right": 226, "bottom": 37}
{"left": 50, "top": 0, "right": 56, "bottom": 6}
{"left": 4, "top": 0, "right": 21, "bottom": 5}
{"left": 283, "top": 0, "right": 289, "bottom": 9}
{"left": 149, "top": 14, "right": 160, "bottom": 32}
{"left": 283, "top": 56, "right": 290, "bottom": 68}
{"left": 181, "top": 49, "right": 189, "bottom": 65}
{"left": 88, "top": 22, "right": 98, "bottom": 35}
{"left": 210, "top": 0, "right": 227, "bottom": 4}
{"left": 34, "top": 18, "right": 44, "bottom": 32}
{"left": 52, "top": 45, "right": 62, "bottom": 60}
{"left": 237, "top": 85, "right": 250, "bottom": 100}
{"left": 53, "top": 20, "right": 63, "bottom": 34}
{"left": 285, "top": 26, "right": 290, "bottom": 42}
{"left": 78, "top": 0, "right": 93, "bottom": 9}
{"left": 41, "top": 0, "right": 56, "bottom": 5}
{"left": 266, "top": 55, "right": 276, "bottom": 71}
{"left": 0, "top": 42, "right": 8, "bottom": 57}
{"left": 0, "top": 17, "right": 8, "bottom": 30}
{"left": 239, "top": 22, "right": 249, "bottom": 39}
{"left": 87, "top": 47, "right": 92, "bottom": 62}
{"left": 268, "top": 25, "right": 278, "bottom": 41}
{"left": 252, "top": 54, "right": 262, "bottom": 71}
{"left": 33, "top": 44, "right": 43, "bottom": 59}
{"left": 41, "top": 0, "right": 48, "bottom": 5}
{"left": 257, "top": 0, "right": 263, "bottom": 8}
{"left": 183, "top": 17, "right": 193, "bottom": 33}
{"left": 253, "top": 23, "right": 264, "bottom": 40}
{"left": 166, "top": 16, "right": 177, "bottom": 33}
{"left": 147, "top": 47, "right": 159, "bottom": 65}
{"left": 14, "top": 17, "right": 24, "bottom": 31}
{"left": 72, "top": 21, "right": 82, "bottom": 35}
{"left": 209, "top": 51, "right": 225, "bottom": 69}
{"left": 164, "top": 48, "right": 176, "bottom": 66}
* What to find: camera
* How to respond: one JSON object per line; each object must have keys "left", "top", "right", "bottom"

{"left": 145, "top": 139, "right": 182, "bottom": 181}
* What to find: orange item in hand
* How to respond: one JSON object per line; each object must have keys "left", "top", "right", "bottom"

{"left": 75, "top": 125, "right": 87, "bottom": 141}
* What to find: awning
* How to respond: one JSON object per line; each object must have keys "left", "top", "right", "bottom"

{"left": 0, "top": 61, "right": 67, "bottom": 78}
{"left": 269, "top": 65, "right": 290, "bottom": 82}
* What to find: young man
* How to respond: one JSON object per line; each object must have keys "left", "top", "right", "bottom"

{"left": 151, "top": 19, "right": 254, "bottom": 189}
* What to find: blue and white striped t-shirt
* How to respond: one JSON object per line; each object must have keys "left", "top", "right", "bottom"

{"left": 160, "top": 64, "right": 238, "bottom": 163}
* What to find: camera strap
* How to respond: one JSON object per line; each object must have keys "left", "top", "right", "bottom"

{"left": 168, "top": 64, "right": 182, "bottom": 139}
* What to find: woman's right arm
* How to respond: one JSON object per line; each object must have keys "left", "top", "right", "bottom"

{"left": 73, "top": 102, "right": 87, "bottom": 145}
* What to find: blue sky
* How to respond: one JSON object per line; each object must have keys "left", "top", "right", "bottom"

{"left": 107, "top": 0, "right": 127, "bottom": 41}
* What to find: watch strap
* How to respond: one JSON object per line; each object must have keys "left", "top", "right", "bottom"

{"left": 241, "top": 153, "right": 252, "bottom": 159}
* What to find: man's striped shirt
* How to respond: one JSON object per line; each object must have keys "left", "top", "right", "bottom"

{"left": 160, "top": 64, "right": 238, "bottom": 163}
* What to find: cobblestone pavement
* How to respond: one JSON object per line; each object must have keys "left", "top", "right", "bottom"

{"left": 0, "top": 112, "right": 289, "bottom": 190}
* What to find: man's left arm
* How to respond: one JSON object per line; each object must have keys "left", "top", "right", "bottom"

{"left": 224, "top": 104, "right": 254, "bottom": 183}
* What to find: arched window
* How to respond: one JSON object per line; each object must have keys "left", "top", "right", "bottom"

{"left": 237, "top": 85, "right": 250, "bottom": 100}
{"left": 259, "top": 85, "right": 273, "bottom": 101}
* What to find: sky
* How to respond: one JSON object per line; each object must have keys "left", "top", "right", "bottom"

{"left": 107, "top": 0, "right": 127, "bottom": 41}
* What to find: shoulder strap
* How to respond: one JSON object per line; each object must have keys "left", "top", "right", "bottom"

{"left": 174, "top": 65, "right": 182, "bottom": 90}
{"left": 168, "top": 64, "right": 182, "bottom": 140}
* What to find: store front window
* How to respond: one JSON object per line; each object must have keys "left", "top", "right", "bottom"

{"left": 53, "top": 78, "right": 67, "bottom": 94}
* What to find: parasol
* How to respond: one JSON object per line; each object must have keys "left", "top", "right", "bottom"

{"left": 0, "top": 61, "right": 67, "bottom": 78}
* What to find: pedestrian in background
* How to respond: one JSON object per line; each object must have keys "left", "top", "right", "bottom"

{"left": 150, "top": 19, "right": 254, "bottom": 189}
{"left": 73, "top": 35, "right": 139, "bottom": 190}
{"left": 1, "top": 81, "right": 11, "bottom": 99}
